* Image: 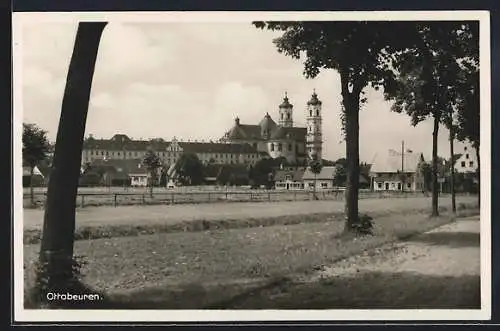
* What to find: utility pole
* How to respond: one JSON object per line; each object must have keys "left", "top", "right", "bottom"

{"left": 401, "top": 140, "right": 405, "bottom": 192}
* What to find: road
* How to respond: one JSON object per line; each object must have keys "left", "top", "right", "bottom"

{"left": 22, "top": 195, "right": 477, "bottom": 230}
{"left": 228, "top": 216, "right": 481, "bottom": 309}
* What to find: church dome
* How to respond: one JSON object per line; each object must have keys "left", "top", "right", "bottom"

{"left": 259, "top": 113, "right": 277, "bottom": 132}
{"left": 279, "top": 92, "right": 293, "bottom": 109}
{"left": 307, "top": 90, "right": 322, "bottom": 106}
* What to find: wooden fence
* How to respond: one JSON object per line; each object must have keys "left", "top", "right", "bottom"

{"left": 23, "top": 189, "right": 468, "bottom": 209}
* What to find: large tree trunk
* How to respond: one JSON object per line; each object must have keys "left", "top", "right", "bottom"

{"left": 431, "top": 114, "right": 440, "bottom": 217}
{"left": 341, "top": 75, "right": 362, "bottom": 232}
{"left": 38, "top": 22, "right": 107, "bottom": 299}
{"left": 30, "top": 166, "right": 35, "bottom": 207}
{"left": 449, "top": 128, "right": 456, "bottom": 213}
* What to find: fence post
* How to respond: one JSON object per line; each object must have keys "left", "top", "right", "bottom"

{"left": 171, "top": 193, "right": 174, "bottom": 204}
{"left": 268, "top": 191, "right": 271, "bottom": 201}
{"left": 80, "top": 195, "right": 85, "bottom": 208}
{"left": 114, "top": 194, "right": 117, "bottom": 207}
{"left": 208, "top": 192, "right": 211, "bottom": 202}
{"left": 142, "top": 194, "right": 146, "bottom": 205}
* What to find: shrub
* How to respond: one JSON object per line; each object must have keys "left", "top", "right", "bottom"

{"left": 350, "top": 214, "right": 374, "bottom": 236}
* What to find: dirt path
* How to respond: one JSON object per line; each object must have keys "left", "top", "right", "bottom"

{"left": 226, "top": 216, "right": 481, "bottom": 309}
{"left": 22, "top": 196, "right": 477, "bottom": 229}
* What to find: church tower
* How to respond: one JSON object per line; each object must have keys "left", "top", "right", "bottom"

{"left": 278, "top": 92, "right": 293, "bottom": 128}
{"left": 306, "top": 90, "right": 323, "bottom": 161}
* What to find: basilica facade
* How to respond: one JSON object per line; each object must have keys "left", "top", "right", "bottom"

{"left": 222, "top": 91, "right": 323, "bottom": 165}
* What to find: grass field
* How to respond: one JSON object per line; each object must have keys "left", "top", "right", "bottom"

{"left": 23, "top": 205, "right": 479, "bottom": 309}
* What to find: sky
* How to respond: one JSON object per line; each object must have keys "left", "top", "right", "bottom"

{"left": 19, "top": 20, "right": 469, "bottom": 163}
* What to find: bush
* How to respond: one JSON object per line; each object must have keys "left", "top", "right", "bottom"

{"left": 350, "top": 214, "right": 374, "bottom": 236}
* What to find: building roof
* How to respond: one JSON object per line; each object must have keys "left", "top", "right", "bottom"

{"left": 307, "top": 91, "right": 322, "bottom": 106}
{"left": 179, "top": 142, "right": 258, "bottom": 154}
{"left": 279, "top": 93, "right": 293, "bottom": 109}
{"left": 370, "top": 150, "right": 421, "bottom": 174}
{"left": 302, "top": 166, "right": 337, "bottom": 180}
{"left": 83, "top": 134, "right": 260, "bottom": 154}
{"left": 227, "top": 123, "right": 264, "bottom": 140}
{"left": 22, "top": 166, "right": 44, "bottom": 177}
{"left": 274, "top": 168, "right": 306, "bottom": 181}
{"left": 91, "top": 158, "right": 149, "bottom": 175}
{"left": 258, "top": 113, "right": 277, "bottom": 134}
{"left": 270, "top": 126, "right": 307, "bottom": 142}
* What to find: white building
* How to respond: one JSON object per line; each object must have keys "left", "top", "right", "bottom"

{"left": 302, "top": 166, "right": 337, "bottom": 190}
{"left": 454, "top": 144, "right": 478, "bottom": 174}
{"left": 274, "top": 168, "right": 306, "bottom": 190}
{"left": 370, "top": 149, "right": 424, "bottom": 192}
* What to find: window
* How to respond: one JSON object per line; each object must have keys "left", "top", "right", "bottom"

{"left": 278, "top": 143, "right": 282, "bottom": 151}
{"left": 309, "top": 109, "right": 312, "bottom": 117}
{"left": 407, "top": 183, "right": 411, "bottom": 188}
{"left": 90, "top": 151, "right": 94, "bottom": 155}
{"left": 285, "top": 175, "right": 292, "bottom": 181}
{"left": 308, "top": 183, "right": 314, "bottom": 187}
{"left": 101, "top": 151, "right": 104, "bottom": 156}
{"left": 466, "top": 154, "right": 469, "bottom": 159}
{"left": 469, "top": 161, "right": 474, "bottom": 167}
{"left": 117, "top": 152, "right": 121, "bottom": 156}
{"left": 288, "top": 144, "right": 292, "bottom": 151}
{"left": 270, "top": 143, "right": 274, "bottom": 152}
{"left": 281, "top": 113, "right": 284, "bottom": 120}
{"left": 397, "top": 183, "right": 401, "bottom": 190}
{"left": 316, "top": 109, "right": 319, "bottom": 116}
{"left": 321, "top": 183, "right": 328, "bottom": 188}
{"left": 461, "top": 161, "right": 466, "bottom": 167}
{"left": 253, "top": 143, "right": 257, "bottom": 149}
{"left": 378, "top": 182, "right": 383, "bottom": 189}
{"left": 287, "top": 113, "right": 290, "bottom": 120}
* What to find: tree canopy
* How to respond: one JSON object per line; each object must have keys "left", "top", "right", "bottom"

{"left": 175, "top": 153, "right": 204, "bottom": 185}
{"left": 23, "top": 123, "right": 51, "bottom": 169}
{"left": 253, "top": 21, "right": 422, "bottom": 230}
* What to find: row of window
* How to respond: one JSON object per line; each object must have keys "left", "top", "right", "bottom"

{"left": 270, "top": 143, "right": 293, "bottom": 152}
{"left": 461, "top": 161, "right": 474, "bottom": 168}
{"left": 308, "top": 109, "right": 320, "bottom": 117}
{"left": 376, "top": 182, "right": 412, "bottom": 190}
{"left": 86, "top": 150, "right": 258, "bottom": 159}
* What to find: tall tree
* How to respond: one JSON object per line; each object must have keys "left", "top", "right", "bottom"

{"left": 22, "top": 123, "right": 51, "bottom": 206}
{"left": 254, "top": 21, "right": 415, "bottom": 232}
{"left": 384, "top": 22, "right": 476, "bottom": 216}
{"left": 37, "top": 22, "right": 107, "bottom": 305}
{"left": 175, "top": 153, "right": 204, "bottom": 186}
{"left": 142, "top": 149, "right": 162, "bottom": 197}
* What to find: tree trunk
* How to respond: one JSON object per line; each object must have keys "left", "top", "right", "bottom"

{"left": 150, "top": 174, "right": 154, "bottom": 199}
{"left": 313, "top": 173, "right": 316, "bottom": 200}
{"left": 30, "top": 166, "right": 35, "bottom": 207}
{"left": 342, "top": 80, "right": 361, "bottom": 232}
{"left": 38, "top": 23, "right": 107, "bottom": 298}
{"left": 449, "top": 128, "right": 456, "bottom": 214}
{"left": 431, "top": 114, "right": 440, "bottom": 217}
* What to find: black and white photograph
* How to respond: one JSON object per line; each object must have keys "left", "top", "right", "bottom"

{"left": 13, "top": 11, "right": 491, "bottom": 322}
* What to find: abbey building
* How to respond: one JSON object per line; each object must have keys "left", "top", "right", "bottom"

{"left": 221, "top": 91, "right": 323, "bottom": 165}
{"left": 81, "top": 91, "right": 323, "bottom": 167}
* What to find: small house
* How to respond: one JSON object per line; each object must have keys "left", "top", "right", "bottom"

{"left": 274, "top": 168, "right": 306, "bottom": 190}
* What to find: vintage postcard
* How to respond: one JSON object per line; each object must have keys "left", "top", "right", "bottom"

{"left": 12, "top": 11, "right": 491, "bottom": 322}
